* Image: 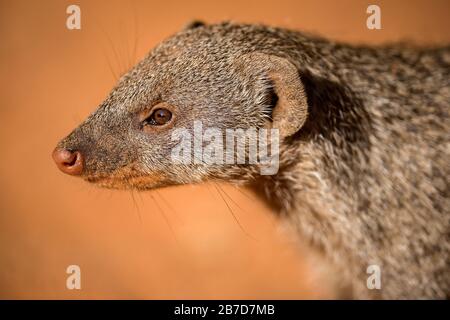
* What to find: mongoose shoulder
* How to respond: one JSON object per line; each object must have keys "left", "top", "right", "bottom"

{"left": 53, "top": 22, "right": 450, "bottom": 299}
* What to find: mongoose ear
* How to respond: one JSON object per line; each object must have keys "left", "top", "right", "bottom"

{"left": 183, "top": 20, "right": 206, "bottom": 30}
{"left": 237, "top": 53, "right": 308, "bottom": 138}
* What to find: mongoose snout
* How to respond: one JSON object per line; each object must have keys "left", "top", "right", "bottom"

{"left": 52, "top": 148, "right": 84, "bottom": 176}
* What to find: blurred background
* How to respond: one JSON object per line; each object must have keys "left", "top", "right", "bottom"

{"left": 0, "top": 0, "right": 449, "bottom": 299}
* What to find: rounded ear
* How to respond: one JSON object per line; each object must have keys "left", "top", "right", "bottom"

{"left": 236, "top": 53, "right": 308, "bottom": 138}
{"left": 183, "top": 20, "right": 206, "bottom": 30}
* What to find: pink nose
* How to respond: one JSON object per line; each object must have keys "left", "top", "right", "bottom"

{"left": 52, "top": 148, "right": 84, "bottom": 176}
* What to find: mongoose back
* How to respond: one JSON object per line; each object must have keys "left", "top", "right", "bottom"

{"left": 53, "top": 22, "right": 450, "bottom": 299}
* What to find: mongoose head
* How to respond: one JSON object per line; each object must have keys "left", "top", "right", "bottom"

{"left": 53, "top": 22, "right": 308, "bottom": 190}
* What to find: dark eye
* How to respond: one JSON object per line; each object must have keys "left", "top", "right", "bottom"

{"left": 144, "top": 108, "right": 172, "bottom": 126}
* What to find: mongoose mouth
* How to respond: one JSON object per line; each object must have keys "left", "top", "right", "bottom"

{"left": 84, "top": 172, "right": 163, "bottom": 190}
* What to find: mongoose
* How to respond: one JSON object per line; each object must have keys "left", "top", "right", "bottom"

{"left": 53, "top": 22, "right": 450, "bottom": 299}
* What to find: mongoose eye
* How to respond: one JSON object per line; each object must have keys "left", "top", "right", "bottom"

{"left": 143, "top": 108, "right": 172, "bottom": 126}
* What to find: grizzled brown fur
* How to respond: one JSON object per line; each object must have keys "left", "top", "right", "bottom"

{"left": 55, "top": 22, "right": 449, "bottom": 299}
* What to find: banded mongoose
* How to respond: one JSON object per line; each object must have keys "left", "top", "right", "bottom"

{"left": 53, "top": 22, "right": 450, "bottom": 299}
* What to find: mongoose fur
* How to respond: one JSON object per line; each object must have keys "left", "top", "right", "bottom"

{"left": 54, "top": 22, "right": 450, "bottom": 299}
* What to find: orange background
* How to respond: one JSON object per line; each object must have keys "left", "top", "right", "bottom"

{"left": 1, "top": 0, "right": 449, "bottom": 299}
